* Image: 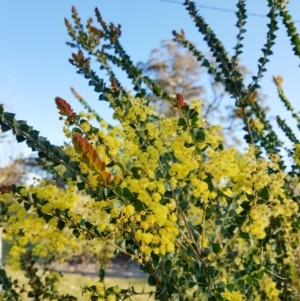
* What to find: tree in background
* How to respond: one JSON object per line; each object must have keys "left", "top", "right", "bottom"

{"left": 138, "top": 39, "right": 206, "bottom": 117}
{"left": 139, "top": 39, "right": 268, "bottom": 147}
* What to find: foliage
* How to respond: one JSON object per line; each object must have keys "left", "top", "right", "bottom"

{"left": 1, "top": 1, "right": 300, "bottom": 300}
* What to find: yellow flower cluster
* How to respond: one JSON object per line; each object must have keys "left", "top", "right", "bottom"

{"left": 116, "top": 201, "right": 178, "bottom": 261}
{"left": 2, "top": 185, "right": 84, "bottom": 268}
{"left": 249, "top": 204, "right": 271, "bottom": 239}
{"left": 251, "top": 119, "right": 264, "bottom": 133}
{"left": 259, "top": 274, "right": 281, "bottom": 300}
{"left": 222, "top": 289, "right": 244, "bottom": 301}
{"left": 83, "top": 281, "right": 117, "bottom": 301}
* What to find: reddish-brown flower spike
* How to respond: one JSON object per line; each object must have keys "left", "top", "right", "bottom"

{"left": 176, "top": 93, "right": 187, "bottom": 108}
{"left": 72, "top": 133, "right": 106, "bottom": 172}
{"left": 72, "top": 133, "right": 121, "bottom": 186}
{"left": 110, "top": 78, "right": 119, "bottom": 91}
{"left": 55, "top": 97, "right": 76, "bottom": 121}
{"left": 0, "top": 185, "right": 13, "bottom": 194}
{"left": 70, "top": 50, "right": 90, "bottom": 69}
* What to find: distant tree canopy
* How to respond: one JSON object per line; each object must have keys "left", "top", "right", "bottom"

{"left": 138, "top": 39, "right": 206, "bottom": 117}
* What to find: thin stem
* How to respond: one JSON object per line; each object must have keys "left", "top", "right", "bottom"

{"left": 201, "top": 203, "right": 206, "bottom": 255}
{"left": 208, "top": 195, "right": 256, "bottom": 267}
{"left": 158, "top": 161, "right": 199, "bottom": 252}
{"left": 147, "top": 261, "right": 170, "bottom": 301}
{"left": 271, "top": 217, "right": 288, "bottom": 300}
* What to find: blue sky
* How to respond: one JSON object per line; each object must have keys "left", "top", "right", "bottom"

{"left": 1, "top": 0, "right": 300, "bottom": 165}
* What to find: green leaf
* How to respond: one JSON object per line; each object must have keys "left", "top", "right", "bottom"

{"left": 72, "top": 127, "right": 83, "bottom": 135}
{"left": 195, "top": 130, "right": 205, "bottom": 142}
{"left": 73, "top": 229, "right": 80, "bottom": 238}
{"left": 165, "top": 260, "right": 172, "bottom": 272}
{"left": 239, "top": 231, "right": 250, "bottom": 240}
{"left": 246, "top": 194, "right": 254, "bottom": 202}
{"left": 123, "top": 187, "right": 134, "bottom": 198}
{"left": 259, "top": 187, "right": 269, "bottom": 198}
{"left": 15, "top": 186, "right": 25, "bottom": 194}
{"left": 164, "top": 191, "right": 173, "bottom": 199}
{"left": 214, "top": 292, "right": 225, "bottom": 300}
{"left": 57, "top": 220, "right": 66, "bottom": 230}
{"left": 131, "top": 167, "right": 142, "bottom": 179}
{"left": 38, "top": 152, "right": 47, "bottom": 158}
{"left": 133, "top": 199, "right": 146, "bottom": 212}
{"left": 205, "top": 174, "right": 214, "bottom": 192}
{"left": 80, "top": 219, "right": 87, "bottom": 227}
{"left": 254, "top": 271, "right": 264, "bottom": 280}
{"left": 237, "top": 279, "right": 245, "bottom": 288}
{"left": 184, "top": 142, "right": 194, "bottom": 148}
{"left": 0, "top": 121, "right": 10, "bottom": 132}
{"left": 229, "top": 209, "right": 237, "bottom": 217}
{"left": 65, "top": 169, "right": 75, "bottom": 178}
{"left": 179, "top": 201, "right": 189, "bottom": 211}
{"left": 29, "top": 130, "right": 39, "bottom": 140}
{"left": 19, "top": 123, "right": 31, "bottom": 133}
{"left": 38, "top": 136, "right": 50, "bottom": 149}
{"left": 202, "top": 247, "right": 211, "bottom": 257}
{"left": 166, "top": 283, "right": 176, "bottom": 295}
{"left": 191, "top": 116, "right": 198, "bottom": 127}
{"left": 16, "top": 135, "right": 26, "bottom": 143}
{"left": 85, "top": 221, "right": 93, "bottom": 230}
{"left": 24, "top": 202, "right": 31, "bottom": 211}
{"left": 156, "top": 285, "right": 168, "bottom": 298}
{"left": 69, "top": 161, "right": 80, "bottom": 171}
{"left": 240, "top": 201, "right": 251, "bottom": 210}
{"left": 44, "top": 214, "right": 52, "bottom": 223}
{"left": 226, "top": 225, "right": 237, "bottom": 237}
{"left": 4, "top": 112, "right": 15, "bottom": 122}
{"left": 212, "top": 243, "right": 222, "bottom": 254}
{"left": 37, "top": 198, "right": 48, "bottom": 206}
{"left": 116, "top": 186, "right": 123, "bottom": 198}
{"left": 216, "top": 281, "right": 225, "bottom": 293}
{"left": 208, "top": 266, "right": 218, "bottom": 278}
{"left": 178, "top": 118, "right": 187, "bottom": 127}
{"left": 197, "top": 276, "right": 209, "bottom": 287}
{"left": 234, "top": 215, "right": 245, "bottom": 226}
{"left": 189, "top": 109, "right": 199, "bottom": 119}
{"left": 80, "top": 119, "right": 87, "bottom": 125}
{"left": 152, "top": 253, "right": 160, "bottom": 266}
{"left": 60, "top": 153, "right": 70, "bottom": 164}
{"left": 226, "top": 283, "right": 235, "bottom": 292}
{"left": 50, "top": 146, "right": 59, "bottom": 154}
{"left": 76, "top": 183, "right": 85, "bottom": 191}
{"left": 106, "top": 189, "right": 116, "bottom": 198}
{"left": 245, "top": 275, "right": 254, "bottom": 285}
{"left": 148, "top": 275, "right": 156, "bottom": 286}
{"left": 205, "top": 206, "right": 212, "bottom": 220}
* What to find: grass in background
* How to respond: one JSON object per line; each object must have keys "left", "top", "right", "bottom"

{"left": 5, "top": 267, "right": 154, "bottom": 300}
{"left": 2, "top": 239, "right": 154, "bottom": 300}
